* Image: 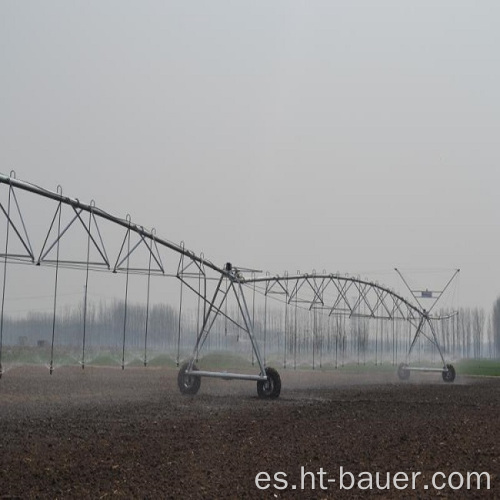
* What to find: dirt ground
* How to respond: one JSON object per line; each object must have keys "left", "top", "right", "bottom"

{"left": 0, "top": 364, "right": 498, "bottom": 499}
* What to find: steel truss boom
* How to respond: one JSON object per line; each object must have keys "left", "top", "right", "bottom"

{"left": 0, "top": 172, "right": 458, "bottom": 393}
{"left": 0, "top": 173, "right": 223, "bottom": 274}
{"left": 242, "top": 273, "right": 423, "bottom": 320}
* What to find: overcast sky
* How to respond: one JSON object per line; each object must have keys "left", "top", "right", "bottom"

{"left": 1, "top": 1, "right": 499, "bottom": 311}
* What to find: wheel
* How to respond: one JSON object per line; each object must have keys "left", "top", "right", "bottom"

{"left": 178, "top": 361, "right": 201, "bottom": 395}
{"left": 257, "top": 367, "right": 281, "bottom": 399}
{"left": 397, "top": 362, "right": 410, "bottom": 381}
{"left": 442, "top": 364, "right": 456, "bottom": 383}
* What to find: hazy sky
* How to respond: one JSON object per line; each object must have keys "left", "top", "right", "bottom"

{"left": 1, "top": 1, "right": 499, "bottom": 311}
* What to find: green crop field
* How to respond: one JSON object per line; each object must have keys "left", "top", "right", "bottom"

{"left": 454, "top": 359, "right": 500, "bottom": 377}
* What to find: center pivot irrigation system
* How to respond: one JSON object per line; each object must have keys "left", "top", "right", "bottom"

{"left": 0, "top": 172, "right": 459, "bottom": 398}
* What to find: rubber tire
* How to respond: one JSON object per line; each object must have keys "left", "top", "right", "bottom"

{"left": 178, "top": 361, "right": 201, "bottom": 395}
{"left": 257, "top": 367, "right": 281, "bottom": 399}
{"left": 442, "top": 364, "right": 456, "bottom": 383}
{"left": 397, "top": 362, "right": 410, "bottom": 381}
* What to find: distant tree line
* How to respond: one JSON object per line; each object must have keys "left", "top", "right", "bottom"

{"left": 434, "top": 307, "right": 490, "bottom": 359}
{"left": 3, "top": 300, "right": 179, "bottom": 350}
{"left": 2, "top": 299, "right": 500, "bottom": 363}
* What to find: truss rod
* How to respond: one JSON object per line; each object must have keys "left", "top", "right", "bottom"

{"left": 245, "top": 274, "right": 422, "bottom": 318}
{"left": 0, "top": 174, "right": 223, "bottom": 275}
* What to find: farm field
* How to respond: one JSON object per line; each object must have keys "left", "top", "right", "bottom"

{"left": 0, "top": 365, "right": 498, "bottom": 498}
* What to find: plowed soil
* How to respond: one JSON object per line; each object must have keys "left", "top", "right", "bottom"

{"left": 0, "top": 365, "right": 498, "bottom": 498}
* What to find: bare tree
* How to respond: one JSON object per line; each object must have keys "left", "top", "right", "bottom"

{"left": 492, "top": 297, "right": 500, "bottom": 358}
{"left": 471, "top": 307, "right": 485, "bottom": 359}
{"left": 487, "top": 314, "right": 493, "bottom": 358}
{"left": 458, "top": 307, "right": 472, "bottom": 358}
